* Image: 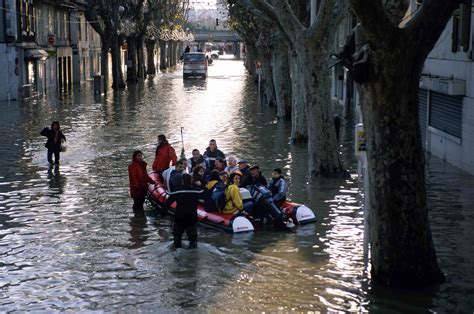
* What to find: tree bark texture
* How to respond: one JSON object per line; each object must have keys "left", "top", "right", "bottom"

{"left": 244, "top": 44, "right": 257, "bottom": 76}
{"left": 159, "top": 41, "right": 167, "bottom": 70}
{"left": 349, "top": 0, "right": 462, "bottom": 287}
{"left": 100, "top": 44, "right": 109, "bottom": 92}
{"left": 127, "top": 38, "right": 138, "bottom": 83}
{"left": 289, "top": 51, "right": 307, "bottom": 142}
{"left": 298, "top": 37, "right": 342, "bottom": 175}
{"left": 146, "top": 40, "right": 157, "bottom": 75}
{"left": 358, "top": 59, "right": 444, "bottom": 287}
{"left": 111, "top": 36, "right": 125, "bottom": 89}
{"left": 137, "top": 39, "right": 146, "bottom": 80}
{"left": 272, "top": 37, "right": 291, "bottom": 119}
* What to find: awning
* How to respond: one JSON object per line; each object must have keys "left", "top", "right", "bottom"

{"left": 24, "top": 49, "right": 48, "bottom": 60}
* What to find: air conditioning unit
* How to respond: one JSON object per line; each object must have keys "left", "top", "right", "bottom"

{"left": 419, "top": 76, "right": 465, "bottom": 96}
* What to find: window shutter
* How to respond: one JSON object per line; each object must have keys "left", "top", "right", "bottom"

{"left": 461, "top": 0, "right": 471, "bottom": 52}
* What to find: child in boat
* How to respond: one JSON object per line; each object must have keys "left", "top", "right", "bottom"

{"left": 163, "top": 173, "right": 206, "bottom": 249}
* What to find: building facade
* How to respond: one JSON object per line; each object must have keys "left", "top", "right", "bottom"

{"left": 417, "top": 1, "right": 474, "bottom": 175}
{"left": 0, "top": 0, "right": 101, "bottom": 102}
{"left": 330, "top": 1, "right": 474, "bottom": 175}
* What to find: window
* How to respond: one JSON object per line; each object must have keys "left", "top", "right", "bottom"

{"left": 452, "top": 1, "right": 471, "bottom": 53}
{"left": 429, "top": 92, "right": 463, "bottom": 138}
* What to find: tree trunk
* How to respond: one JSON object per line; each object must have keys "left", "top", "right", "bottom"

{"left": 159, "top": 41, "right": 167, "bottom": 70}
{"left": 100, "top": 42, "right": 110, "bottom": 92}
{"left": 127, "top": 37, "right": 138, "bottom": 83}
{"left": 272, "top": 37, "right": 291, "bottom": 119}
{"left": 137, "top": 38, "right": 146, "bottom": 80}
{"left": 168, "top": 42, "right": 174, "bottom": 67}
{"left": 289, "top": 50, "right": 307, "bottom": 143}
{"left": 111, "top": 36, "right": 124, "bottom": 89}
{"left": 146, "top": 39, "right": 157, "bottom": 75}
{"left": 299, "top": 39, "right": 343, "bottom": 175}
{"left": 359, "top": 51, "right": 444, "bottom": 287}
{"left": 244, "top": 44, "right": 257, "bottom": 75}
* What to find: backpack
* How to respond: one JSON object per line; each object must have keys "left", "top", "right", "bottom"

{"left": 210, "top": 181, "right": 227, "bottom": 212}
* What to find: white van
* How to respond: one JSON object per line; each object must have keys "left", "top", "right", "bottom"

{"left": 183, "top": 52, "right": 208, "bottom": 79}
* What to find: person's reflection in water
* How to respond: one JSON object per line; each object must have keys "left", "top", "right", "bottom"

{"left": 129, "top": 218, "right": 149, "bottom": 249}
{"left": 47, "top": 164, "right": 67, "bottom": 194}
{"left": 170, "top": 249, "right": 200, "bottom": 308}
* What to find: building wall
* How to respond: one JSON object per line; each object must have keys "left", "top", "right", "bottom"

{"left": 421, "top": 9, "right": 474, "bottom": 175}
{"left": 0, "top": 44, "right": 20, "bottom": 101}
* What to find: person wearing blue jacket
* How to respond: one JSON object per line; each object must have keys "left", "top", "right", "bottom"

{"left": 268, "top": 168, "right": 288, "bottom": 207}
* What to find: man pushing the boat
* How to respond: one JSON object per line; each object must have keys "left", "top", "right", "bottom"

{"left": 163, "top": 173, "right": 207, "bottom": 249}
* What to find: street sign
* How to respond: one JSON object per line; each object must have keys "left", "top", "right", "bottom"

{"left": 47, "top": 34, "right": 55, "bottom": 45}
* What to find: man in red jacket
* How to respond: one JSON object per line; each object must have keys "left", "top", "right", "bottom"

{"left": 128, "top": 150, "right": 155, "bottom": 218}
{"left": 152, "top": 134, "right": 178, "bottom": 173}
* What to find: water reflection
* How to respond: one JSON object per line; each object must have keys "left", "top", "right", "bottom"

{"left": 128, "top": 218, "right": 149, "bottom": 249}
{"left": 0, "top": 60, "right": 472, "bottom": 312}
{"left": 47, "top": 164, "right": 67, "bottom": 194}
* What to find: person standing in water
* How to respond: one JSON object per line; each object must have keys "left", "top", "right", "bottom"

{"left": 40, "top": 121, "right": 66, "bottom": 165}
{"left": 128, "top": 150, "right": 156, "bottom": 219}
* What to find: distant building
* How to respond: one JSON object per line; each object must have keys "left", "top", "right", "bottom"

{"left": 0, "top": 0, "right": 101, "bottom": 102}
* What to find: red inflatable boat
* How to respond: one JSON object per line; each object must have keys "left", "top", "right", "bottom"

{"left": 146, "top": 171, "right": 316, "bottom": 233}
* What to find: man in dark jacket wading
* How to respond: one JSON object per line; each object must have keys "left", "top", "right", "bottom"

{"left": 164, "top": 173, "right": 206, "bottom": 249}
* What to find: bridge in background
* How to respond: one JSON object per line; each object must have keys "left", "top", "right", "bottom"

{"left": 191, "top": 29, "right": 241, "bottom": 43}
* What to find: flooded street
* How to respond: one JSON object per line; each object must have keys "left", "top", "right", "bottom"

{"left": 0, "top": 59, "right": 473, "bottom": 312}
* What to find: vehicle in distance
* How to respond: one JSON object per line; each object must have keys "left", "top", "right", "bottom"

{"left": 183, "top": 52, "right": 208, "bottom": 79}
{"left": 210, "top": 50, "right": 220, "bottom": 59}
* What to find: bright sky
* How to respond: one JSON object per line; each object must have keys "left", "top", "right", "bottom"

{"left": 189, "top": 0, "right": 218, "bottom": 10}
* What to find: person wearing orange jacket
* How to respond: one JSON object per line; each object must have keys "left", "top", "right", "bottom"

{"left": 128, "top": 150, "right": 156, "bottom": 218}
{"left": 152, "top": 134, "right": 178, "bottom": 173}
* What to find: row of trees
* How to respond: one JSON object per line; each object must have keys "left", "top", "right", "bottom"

{"left": 226, "top": 0, "right": 462, "bottom": 288}
{"left": 84, "top": 0, "right": 192, "bottom": 90}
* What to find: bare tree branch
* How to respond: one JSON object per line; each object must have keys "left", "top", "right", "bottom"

{"left": 248, "top": 0, "right": 303, "bottom": 44}
{"left": 349, "top": 0, "right": 398, "bottom": 43}
{"left": 406, "top": 0, "right": 462, "bottom": 50}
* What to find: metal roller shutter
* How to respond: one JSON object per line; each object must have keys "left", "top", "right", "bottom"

{"left": 418, "top": 88, "right": 428, "bottom": 145}
{"left": 429, "top": 91, "right": 463, "bottom": 138}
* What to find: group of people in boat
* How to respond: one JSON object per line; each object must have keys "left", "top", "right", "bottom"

{"left": 128, "top": 134, "right": 290, "bottom": 249}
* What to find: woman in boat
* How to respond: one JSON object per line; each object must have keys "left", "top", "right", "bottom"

{"left": 221, "top": 171, "right": 243, "bottom": 215}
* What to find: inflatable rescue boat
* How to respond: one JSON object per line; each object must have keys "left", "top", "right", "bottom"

{"left": 146, "top": 171, "right": 316, "bottom": 233}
